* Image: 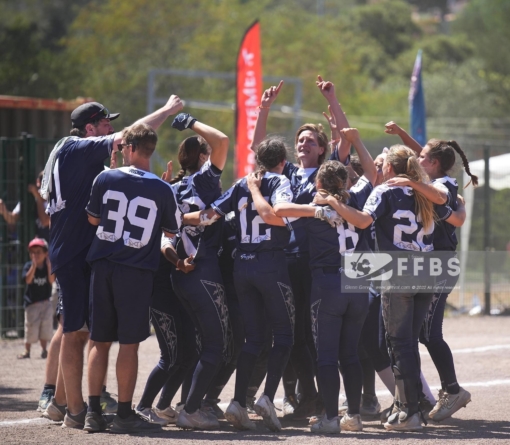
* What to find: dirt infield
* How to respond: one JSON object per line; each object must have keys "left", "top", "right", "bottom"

{"left": 1, "top": 316, "right": 509, "bottom": 444}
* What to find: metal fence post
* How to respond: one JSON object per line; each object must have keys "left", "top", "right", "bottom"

{"left": 483, "top": 145, "right": 491, "bottom": 315}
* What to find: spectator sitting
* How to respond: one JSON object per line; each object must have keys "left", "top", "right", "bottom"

{"left": 18, "top": 238, "right": 55, "bottom": 359}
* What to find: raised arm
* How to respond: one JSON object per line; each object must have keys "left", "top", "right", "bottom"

{"left": 251, "top": 81, "right": 283, "bottom": 151}
{"left": 171, "top": 114, "right": 229, "bottom": 171}
{"left": 316, "top": 75, "right": 351, "bottom": 162}
{"left": 384, "top": 121, "right": 423, "bottom": 155}
{"left": 340, "top": 128, "right": 377, "bottom": 185}
{"left": 134, "top": 94, "right": 183, "bottom": 131}
{"left": 110, "top": 94, "right": 184, "bottom": 150}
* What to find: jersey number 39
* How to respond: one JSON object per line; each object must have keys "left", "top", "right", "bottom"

{"left": 96, "top": 190, "right": 157, "bottom": 249}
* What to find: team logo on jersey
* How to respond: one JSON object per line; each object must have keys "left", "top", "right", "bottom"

{"left": 150, "top": 309, "right": 178, "bottom": 369}
{"left": 239, "top": 253, "right": 256, "bottom": 260}
{"left": 277, "top": 282, "right": 295, "bottom": 333}
{"left": 200, "top": 280, "right": 230, "bottom": 357}
{"left": 365, "top": 193, "right": 380, "bottom": 208}
{"left": 310, "top": 299, "right": 321, "bottom": 351}
{"left": 277, "top": 191, "right": 292, "bottom": 201}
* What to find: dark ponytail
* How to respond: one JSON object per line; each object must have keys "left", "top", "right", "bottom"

{"left": 169, "top": 136, "right": 209, "bottom": 184}
{"left": 427, "top": 139, "right": 478, "bottom": 188}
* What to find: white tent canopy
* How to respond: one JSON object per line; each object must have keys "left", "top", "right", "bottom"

{"left": 460, "top": 153, "right": 510, "bottom": 306}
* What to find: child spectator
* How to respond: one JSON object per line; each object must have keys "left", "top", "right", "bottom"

{"left": 18, "top": 238, "right": 55, "bottom": 359}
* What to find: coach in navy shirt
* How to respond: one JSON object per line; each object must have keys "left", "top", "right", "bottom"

{"left": 40, "top": 95, "right": 183, "bottom": 427}
{"left": 85, "top": 123, "right": 180, "bottom": 433}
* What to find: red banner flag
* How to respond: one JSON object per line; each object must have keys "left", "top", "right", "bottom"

{"left": 235, "top": 20, "right": 262, "bottom": 179}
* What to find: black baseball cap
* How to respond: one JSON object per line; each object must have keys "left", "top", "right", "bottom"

{"left": 71, "top": 102, "right": 120, "bottom": 128}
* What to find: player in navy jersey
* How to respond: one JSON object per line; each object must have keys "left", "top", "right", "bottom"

{"left": 384, "top": 122, "right": 476, "bottom": 421}
{"left": 134, "top": 234, "right": 197, "bottom": 426}
{"left": 84, "top": 123, "right": 180, "bottom": 433}
{"left": 164, "top": 113, "right": 230, "bottom": 431}
{"left": 249, "top": 76, "right": 352, "bottom": 419}
{"left": 317, "top": 145, "right": 441, "bottom": 431}
{"left": 39, "top": 95, "right": 183, "bottom": 428}
{"left": 275, "top": 144, "right": 376, "bottom": 433}
{"left": 183, "top": 137, "right": 341, "bottom": 431}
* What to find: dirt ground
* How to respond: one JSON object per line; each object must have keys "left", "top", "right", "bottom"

{"left": 1, "top": 315, "right": 510, "bottom": 444}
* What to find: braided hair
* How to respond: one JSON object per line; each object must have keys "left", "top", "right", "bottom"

{"left": 427, "top": 139, "right": 478, "bottom": 187}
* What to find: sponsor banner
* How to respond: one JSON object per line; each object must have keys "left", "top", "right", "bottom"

{"left": 235, "top": 20, "right": 262, "bottom": 179}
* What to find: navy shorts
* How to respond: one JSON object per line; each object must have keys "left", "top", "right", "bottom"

{"left": 89, "top": 258, "right": 154, "bottom": 344}
{"left": 54, "top": 247, "right": 90, "bottom": 333}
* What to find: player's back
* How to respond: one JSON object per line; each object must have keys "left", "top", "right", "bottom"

{"left": 46, "top": 135, "right": 114, "bottom": 271}
{"left": 364, "top": 184, "right": 434, "bottom": 252}
{"left": 212, "top": 172, "right": 294, "bottom": 253}
{"left": 86, "top": 167, "right": 179, "bottom": 271}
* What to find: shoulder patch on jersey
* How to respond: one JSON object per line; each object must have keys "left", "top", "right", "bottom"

{"left": 434, "top": 176, "right": 458, "bottom": 187}
{"left": 365, "top": 184, "right": 387, "bottom": 208}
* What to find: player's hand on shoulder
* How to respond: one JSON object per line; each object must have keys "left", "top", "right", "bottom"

{"left": 385, "top": 177, "right": 411, "bottom": 187}
{"left": 247, "top": 172, "right": 262, "bottom": 190}
{"left": 313, "top": 190, "right": 333, "bottom": 206}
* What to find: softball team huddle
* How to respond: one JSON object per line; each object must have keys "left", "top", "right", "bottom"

{"left": 129, "top": 76, "right": 476, "bottom": 434}
{"left": 40, "top": 75, "right": 476, "bottom": 435}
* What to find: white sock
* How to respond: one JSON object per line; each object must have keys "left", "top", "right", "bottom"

{"left": 377, "top": 366, "right": 395, "bottom": 396}
{"left": 420, "top": 371, "right": 436, "bottom": 404}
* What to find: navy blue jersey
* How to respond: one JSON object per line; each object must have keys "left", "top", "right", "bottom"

{"left": 363, "top": 184, "right": 435, "bottom": 252}
{"left": 172, "top": 160, "right": 223, "bottom": 259}
{"left": 282, "top": 162, "right": 318, "bottom": 254}
{"left": 432, "top": 176, "right": 458, "bottom": 251}
{"left": 45, "top": 135, "right": 115, "bottom": 271}
{"left": 85, "top": 167, "right": 180, "bottom": 271}
{"left": 218, "top": 212, "right": 237, "bottom": 279}
{"left": 347, "top": 176, "right": 374, "bottom": 252}
{"left": 302, "top": 218, "right": 357, "bottom": 269}
{"left": 212, "top": 172, "right": 294, "bottom": 252}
